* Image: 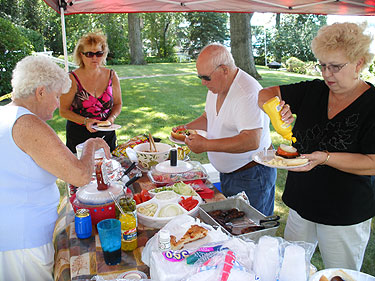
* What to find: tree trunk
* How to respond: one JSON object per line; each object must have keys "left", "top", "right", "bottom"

{"left": 128, "top": 13, "right": 146, "bottom": 65}
{"left": 275, "top": 13, "right": 282, "bottom": 62}
{"left": 229, "top": 13, "right": 261, "bottom": 80}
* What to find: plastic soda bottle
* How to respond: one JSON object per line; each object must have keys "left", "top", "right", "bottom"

{"left": 120, "top": 212, "right": 137, "bottom": 251}
{"left": 262, "top": 96, "right": 297, "bottom": 143}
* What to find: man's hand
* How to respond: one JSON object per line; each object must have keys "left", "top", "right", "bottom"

{"left": 185, "top": 134, "right": 207, "bottom": 154}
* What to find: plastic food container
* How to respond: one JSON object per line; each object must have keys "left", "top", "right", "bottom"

{"left": 137, "top": 189, "right": 202, "bottom": 229}
{"left": 147, "top": 161, "right": 208, "bottom": 187}
{"left": 148, "top": 182, "right": 199, "bottom": 197}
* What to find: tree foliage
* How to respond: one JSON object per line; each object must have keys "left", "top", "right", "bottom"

{"left": 184, "top": 12, "right": 229, "bottom": 58}
{"left": 0, "top": 16, "right": 32, "bottom": 95}
{"left": 143, "top": 13, "right": 183, "bottom": 58}
{"left": 269, "top": 14, "right": 327, "bottom": 62}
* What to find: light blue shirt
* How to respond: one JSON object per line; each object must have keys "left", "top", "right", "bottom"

{"left": 0, "top": 106, "right": 59, "bottom": 251}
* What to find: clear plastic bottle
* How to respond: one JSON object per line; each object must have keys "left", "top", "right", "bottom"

{"left": 120, "top": 212, "right": 137, "bottom": 251}
{"left": 262, "top": 96, "right": 297, "bottom": 143}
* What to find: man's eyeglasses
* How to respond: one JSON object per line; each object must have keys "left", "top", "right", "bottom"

{"left": 315, "top": 63, "right": 348, "bottom": 74}
{"left": 197, "top": 65, "right": 222, "bottom": 81}
{"left": 82, "top": 51, "right": 104, "bottom": 58}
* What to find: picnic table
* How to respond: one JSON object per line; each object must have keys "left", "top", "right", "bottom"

{"left": 52, "top": 163, "right": 225, "bottom": 281}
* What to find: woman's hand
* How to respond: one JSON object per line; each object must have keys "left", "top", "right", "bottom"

{"left": 85, "top": 118, "right": 98, "bottom": 133}
{"left": 288, "top": 151, "right": 328, "bottom": 172}
{"left": 280, "top": 100, "right": 295, "bottom": 124}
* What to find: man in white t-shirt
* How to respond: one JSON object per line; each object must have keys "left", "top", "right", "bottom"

{"left": 173, "top": 43, "right": 277, "bottom": 216}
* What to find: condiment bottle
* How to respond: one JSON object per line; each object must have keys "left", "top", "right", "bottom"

{"left": 95, "top": 159, "right": 109, "bottom": 190}
{"left": 75, "top": 208, "right": 92, "bottom": 239}
{"left": 262, "top": 96, "right": 297, "bottom": 143}
{"left": 117, "top": 188, "right": 137, "bottom": 226}
{"left": 158, "top": 229, "right": 171, "bottom": 251}
{"left": 120, "top": 212, "right": 137, "bottom": 251}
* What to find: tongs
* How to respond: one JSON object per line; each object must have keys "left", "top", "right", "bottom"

{"left": 225, "top": 214, "right": 280, "bottom": 229}
{"left": 148, "top": 132, "right": 157, "bottom": 152}
{"left": 120, "top": 161, "right": 141, "bottom": 195}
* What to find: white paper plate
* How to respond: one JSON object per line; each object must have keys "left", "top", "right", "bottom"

{"left": 169, "top": 129, "right": 207, "bottom": 144}
{"left": 309, "top": 268, "right": 375, "bottom": 281}
{"left": 252, "top": 150, "right": 309, "bottom": 170}
{"left": 196, "top": 129, "right": 207, "bottom": 137}
{"left": 92, "top": 124, "right": 121, "bottom": 131}
{"left": 155, "top": 160, "right": 193, "bottom": 173}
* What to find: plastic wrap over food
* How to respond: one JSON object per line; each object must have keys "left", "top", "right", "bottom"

{"left": 147, "top": 161, "right": 208, "bottom": 187}
{"left": 226, "top": 191, "right": 250, "bottom": 206}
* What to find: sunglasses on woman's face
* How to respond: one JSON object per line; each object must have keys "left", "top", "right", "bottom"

{"left": 82, "top": 51, "right": 104, "bottom": 58}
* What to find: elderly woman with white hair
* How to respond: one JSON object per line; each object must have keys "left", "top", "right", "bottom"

{"left": 0, "top": 55, "right": 110, "bottom": 281}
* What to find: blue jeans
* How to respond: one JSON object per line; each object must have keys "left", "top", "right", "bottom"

{"left": 220, "top": 164, "right": 277, "bottom": 216}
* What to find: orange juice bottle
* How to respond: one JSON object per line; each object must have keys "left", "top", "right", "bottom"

{"left": 120, "top": 212, "right": 137, "bottom": 251}
{"left": 263, "top": 96, "right": 296, "bottom": 143}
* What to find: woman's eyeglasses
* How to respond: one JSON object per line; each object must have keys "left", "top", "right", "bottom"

{"left": 315, "top": 63, "right": 348, "bottom": 74}
{"left": 197, "top": 65, "right": 223, "bottom": 81}
{"left": 82, "top": 51, "right": 104, "bottom": 58}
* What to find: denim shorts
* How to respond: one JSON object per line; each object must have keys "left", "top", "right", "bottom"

{"left": 220, "top": 164, "right": 277, "bottom": 216}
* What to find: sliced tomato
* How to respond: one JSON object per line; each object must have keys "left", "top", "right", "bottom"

{"left": 140, "top": 189, "right": 151, "bottom": 202}
{"left": 134, "top": 193, "right": 142, "bottom": 205}
{"left": 276, "top": 146, "right": 299, "bottom": 158}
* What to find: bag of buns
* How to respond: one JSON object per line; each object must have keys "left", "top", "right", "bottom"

{"left": 112, "top": 135, "right": 148, "bottom": 158}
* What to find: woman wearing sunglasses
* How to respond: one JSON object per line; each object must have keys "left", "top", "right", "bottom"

{"left": 60, "top": 32, "right": 122, "bottom": 153}
{"left": 258, "top": 22, "right": 375, "bottom": 270}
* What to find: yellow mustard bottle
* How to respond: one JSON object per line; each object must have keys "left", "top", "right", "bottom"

{"left": 263, "top": 96, "right": 297, "bottom": 143}
{"left": 120, "top": 212, "right": 137, "bottom": 251}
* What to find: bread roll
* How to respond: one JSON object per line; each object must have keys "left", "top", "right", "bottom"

{"left": 97, "top": 120, "right": 111, "bottom": 127}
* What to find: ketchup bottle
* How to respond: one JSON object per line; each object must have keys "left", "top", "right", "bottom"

{"left": 95, "top": 159, "right": 109, "bottom": 190}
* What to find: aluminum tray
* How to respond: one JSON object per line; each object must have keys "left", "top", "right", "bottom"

{"left": 199, "top": 198, "right": 278, "bottom": 241}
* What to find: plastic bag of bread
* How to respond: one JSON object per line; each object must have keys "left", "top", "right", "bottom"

{"left": 112, "top": 135, "right": 148, "bottom": 158}
{"left": 182, "top": 248, "right": 259, "bottom": 281}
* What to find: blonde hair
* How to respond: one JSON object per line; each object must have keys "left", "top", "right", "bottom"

{"left": 73, "top": 32, "right": 109, "bottom": 67}
{"left": 11, "top": 56, "right": 71, "bottom": 100}
{"left": 311, "top": 22, "right": 374, "bottom": 71}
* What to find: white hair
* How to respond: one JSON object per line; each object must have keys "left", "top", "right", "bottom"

{"left": 200, "top": 43, "right": 236, "bottom": 69}
{"left": 11, "top": 56, "right": 71, "bottom": 100}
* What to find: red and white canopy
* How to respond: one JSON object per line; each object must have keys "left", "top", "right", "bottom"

{"left": 42, "top": 0, "right": 375, "bottom": 70}
{"left": 44, "top": 0, "right": 375, "bottom": 16}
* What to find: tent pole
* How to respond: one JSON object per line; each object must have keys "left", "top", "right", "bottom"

{"left": 59, "top": 3, "right": 69, "bottom": 72}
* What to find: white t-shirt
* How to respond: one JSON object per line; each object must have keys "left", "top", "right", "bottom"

{"left": 205, "top": 69, "right": 271, "bottom": 173}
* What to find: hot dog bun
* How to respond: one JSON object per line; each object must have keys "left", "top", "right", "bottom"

{"left": 97, "top": 120, "right": 111, "bottom": 127}
{"left": 274, "top": 156, "right": 308, "bottom": 166}
{"left": 171, "top": 129, "right": 197, "bottom": 141}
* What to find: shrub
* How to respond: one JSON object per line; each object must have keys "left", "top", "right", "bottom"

{"left": 286, "top": 57, "right": 306, "bottom": 74}
{"left": 145, "top": 56, "right": 178, "bottom": 63}
{"left": 18, "top": 26, "right": 44, "bottom": 52}
{"left": 0, "top": 17, "right": 33, "bottom": 96}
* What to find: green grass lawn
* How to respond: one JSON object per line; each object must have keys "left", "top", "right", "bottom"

{"left": 49, "top": 62, "right": 374, "bottom": 275}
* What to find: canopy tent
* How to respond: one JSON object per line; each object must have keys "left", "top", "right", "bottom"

{"left": 43, "top": 0, "right": 375, "bottom": 70}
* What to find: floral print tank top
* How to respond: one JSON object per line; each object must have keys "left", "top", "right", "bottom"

{"left": 70, "top": 70, "right": 114, "bottom": 121}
